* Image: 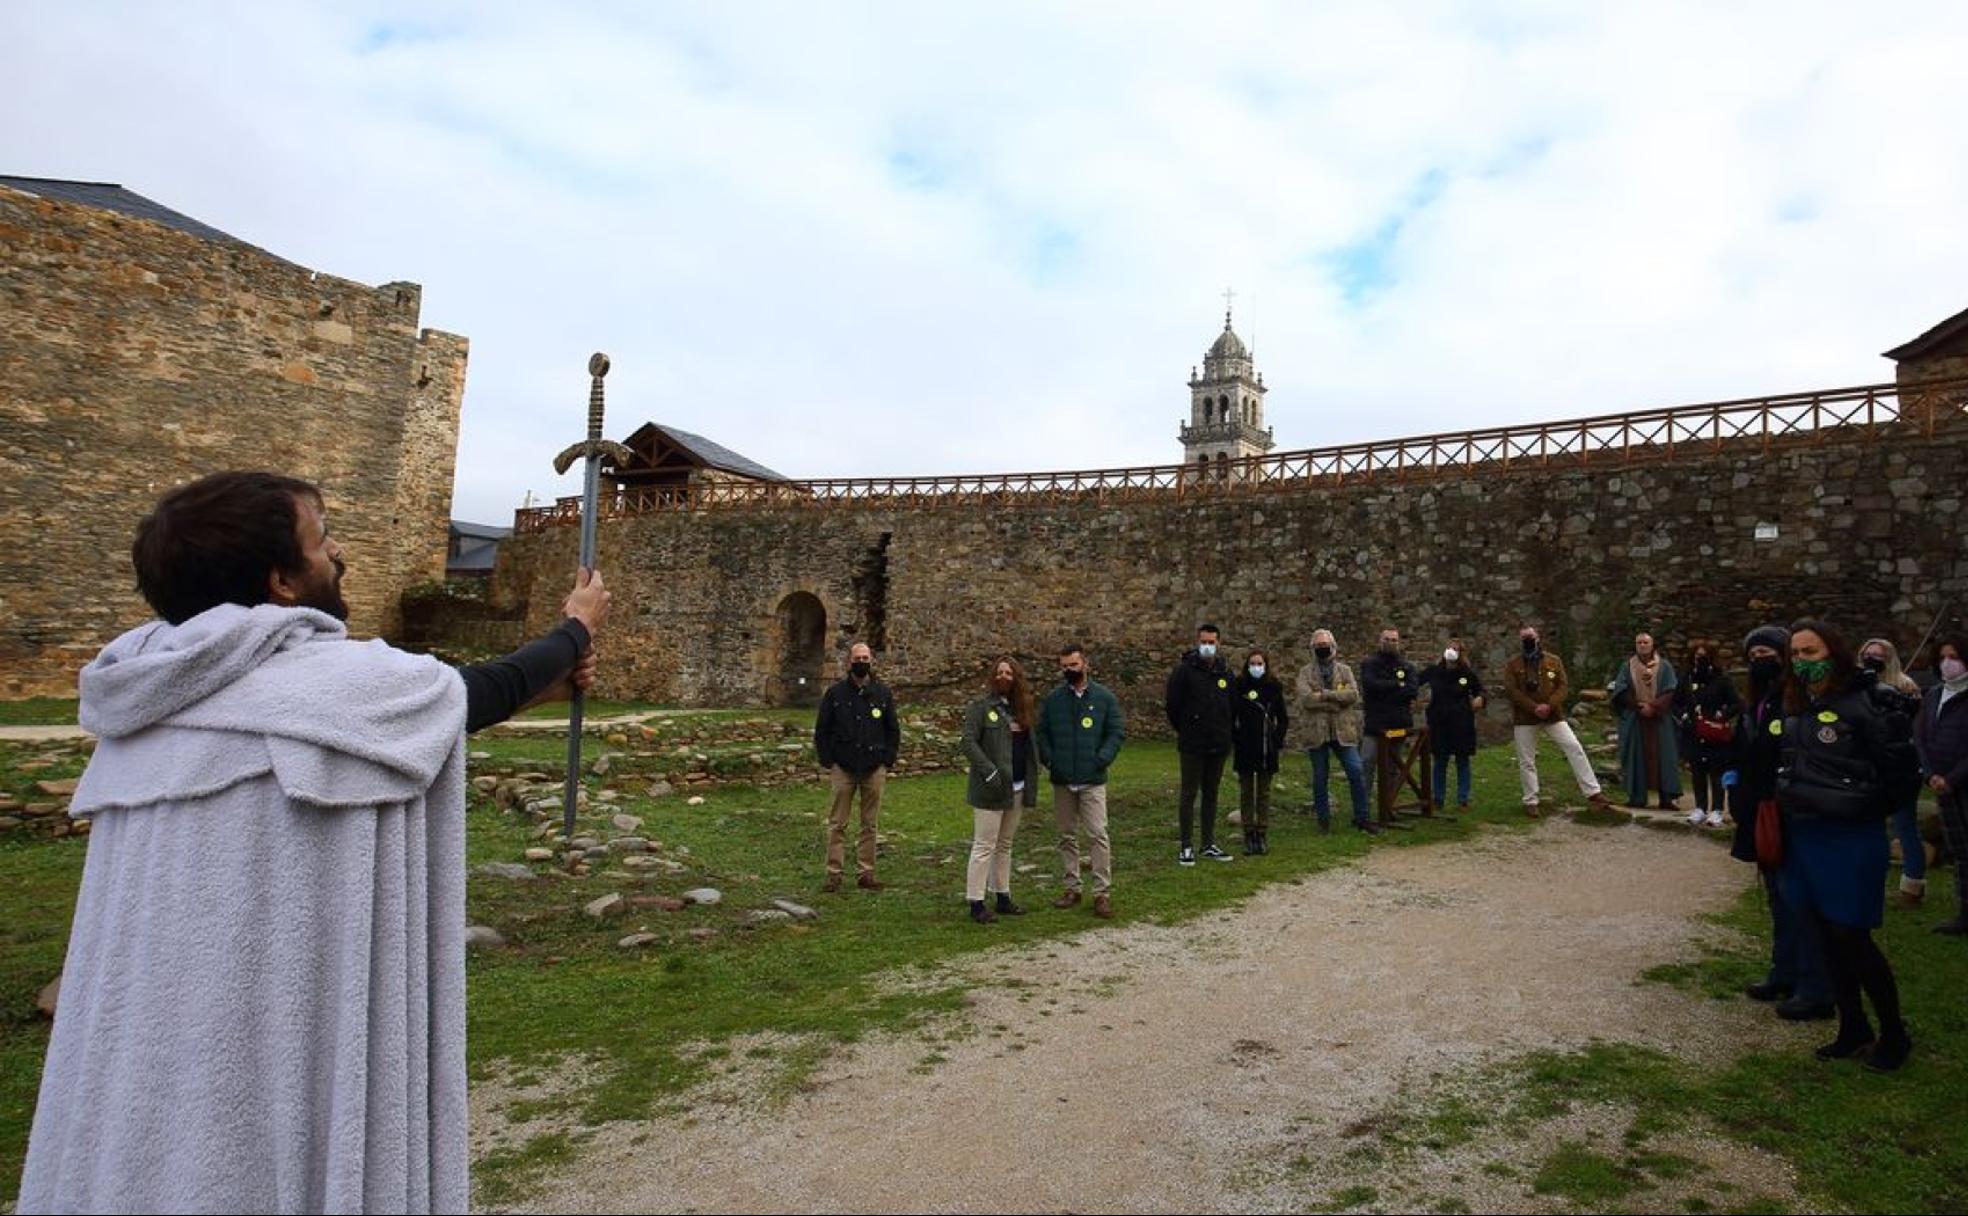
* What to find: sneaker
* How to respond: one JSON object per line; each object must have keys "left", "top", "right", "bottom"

{"left": 1686, "top": 808, "right": 1707, "bottom": 827}
{"left": 1705, "top": 810, "right": 1726, "bottom": 828}
{"left": 1201, "top": 844, "right": 1234, "bottom": 862}
{"left": 1178, "top": 847, "right": 1197, "bottom": 867}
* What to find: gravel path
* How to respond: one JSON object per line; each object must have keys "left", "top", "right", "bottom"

{"left": 490, "top": 820, "right": 1807, "bottom": 1214}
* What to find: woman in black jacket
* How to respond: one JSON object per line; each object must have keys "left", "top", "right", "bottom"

{"left": 1418, "top": 640, "right": 1485, "bottom": 812}
{"left": 1675, "top": 640, "right": 1741, "bottom": 827}
{"left": 1777, "top": 618, "right": 1917, "bottom": 1071}
{"left": 1232, "top": 648, "right": 1289, "bottom": 855}
{"left": 1915, "top": 636, "right": 1968, "bottom": 935}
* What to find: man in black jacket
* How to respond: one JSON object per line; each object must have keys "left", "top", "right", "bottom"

{"left": 814, "top": 641, "right": 900, "bottom": 892}
{"left": 1166, "top": 623, "right": 1236, "bottom": 865}
{"left": 1359, "top": 627, "right": 1420, "bottom": 813}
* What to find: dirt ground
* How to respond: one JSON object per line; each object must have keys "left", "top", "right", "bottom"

{"left": 485, "top": 820, "right": 1812, "bottom": 1214}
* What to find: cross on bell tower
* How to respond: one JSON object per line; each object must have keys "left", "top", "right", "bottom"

{"left": 1181, "top": 299, "right": 1273, "bottom": 477}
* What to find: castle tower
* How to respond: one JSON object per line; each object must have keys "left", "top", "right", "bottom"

{"left": 1181, "top": 308, "right": 1274, "bottom": 477}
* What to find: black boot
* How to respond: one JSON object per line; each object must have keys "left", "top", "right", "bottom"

{"left": 969, "top": 900, "right": 997, "bottom": 925}
{"left": 995, "top": 892, "right": 1025, "bottom": 916}
{"left": 1243, "top": 829, "right": 1258, "bottom": 855}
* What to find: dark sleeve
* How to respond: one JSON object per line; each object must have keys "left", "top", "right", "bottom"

{"left": 814, "top": 691, "right": 836, "bottom": 769}
{"left": 1165, "top": 666, "right": 1185, "bottom": 731}
{"left": 1360, "top": 659, "right": 1393, "bottom": 697}
{"left": 459, "top": 619, "right": 590, "bottom": 734}
{"left": 1034, "top": 693, "right": 1054, "bottom": 765}
{"left": 1098, "top": 688, "right": 1127, "bottom": 766}
{"left": 1273, "top": 683, "right": 1289, "bottom": 738}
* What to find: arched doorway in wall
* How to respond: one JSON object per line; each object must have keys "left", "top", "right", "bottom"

{"left": 775, "top": 591, "right": 827, "bottom": 707}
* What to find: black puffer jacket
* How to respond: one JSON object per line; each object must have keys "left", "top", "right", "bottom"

{"left": 1675, "top": 665, "right": 1742, "bottom": 768}
{"left": 1231, "top": 671, "right": 1289, "bottom": 774}
{"left": 1166, "top": 649, "right": 1234, "bottom": 755}
{"left": 1915, "top": 683, "right": 1968, "bottom": 791}
{"left": 1777, "top": 679, "right": 1919, "bottom": 824}
{"left": 1418, "top": 661, "right": 1485, "bottom": 757}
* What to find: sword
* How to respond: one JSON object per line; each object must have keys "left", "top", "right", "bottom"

{"left": 552, "top": 353, "right": 633, "bottom": 841}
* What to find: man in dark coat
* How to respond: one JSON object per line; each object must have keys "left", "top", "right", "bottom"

{"left": 1166, "top": 623, "right": 1235, "bottom": 865}
{"left": 814, "top": 641, "right": 901, "bottom": 892}
{"left": 1359, "top": 627, "right": 1421, "bottom": 814}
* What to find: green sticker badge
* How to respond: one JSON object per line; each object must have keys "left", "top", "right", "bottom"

{"left": 987, "top": 710, "right": 1000, "bottom": 723}
{"left": 1246, "top": 689, "right": 1259, "bottom": 700}
{"left": 1081, "top": 716, "right": 1094, "bottom": 729}
{"left": 871, "top": 708, "right": 883, "bottom": 719}
{"left": 1769, "top": 719, "right": 1784, "bottom": 737}
{"left": 1218, "top": 678, "right": 1228, "bottom": 689}
{"left": 1816, "top": 710, "right": 1839, "bottom": 724}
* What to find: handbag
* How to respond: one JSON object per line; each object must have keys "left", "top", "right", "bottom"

{"left": 1754, "top": 797, "right": 1783, "bottom": 870}
{"left": 1695, "top": 714, "right": 1736, "bottom": 745}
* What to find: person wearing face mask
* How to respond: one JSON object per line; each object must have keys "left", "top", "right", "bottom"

{"left": 960, "top": 658, "right": 1042, "bottom": 924}
{"left": 1502, "top": 624, "right": 1615, "bottom": 817}
{"left": 1036, "top": 643, "right": 1125, "bottom": 918}
{"left": 1774, "top": 618, "right": 1921, "bottom": 1071}
{"left": 1291, "top": 628, "right": 1376, "bottom": 835}
{"left": 1418, "top": 639, "right": 1486, "bottom": 813}
{"left": 1860, "top": 638, "right": 1928, "bottom": 907}
{"left": 814, "top": 641, "right": 901, "bottom": 893}
{"left": 1231, "top": 648, "right": 1290, "bottom": 855}
{"left": 1726, "top": 625, "right": 1833, "bottom": 1023}
{"left": 1166, "top": 623, "right": 1237, "bottom": 864}
{"left": 1914, "top": 637, "right": 1968, "bottom": 935}
{"left": 1673, "top": 640, "right": 1740, "bottom": 827}
{"left": 1609, "top": 632, "right": 1684, "bottom": 811}
{"left": 1359, "top": 628, "right": 1421, "bottom": 816}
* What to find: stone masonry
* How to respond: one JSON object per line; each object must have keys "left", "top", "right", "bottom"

{"left": 0, "top": 181, "right": 468, "bottom": 696}
{"left": 490, "top": 424, "right": 1968, "bottom": 738}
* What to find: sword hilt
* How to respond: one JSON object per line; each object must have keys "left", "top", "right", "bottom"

{"left": 586, "top": 352, "right": 610, "bottom": 442}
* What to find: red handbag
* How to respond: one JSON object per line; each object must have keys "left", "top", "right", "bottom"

{"left": 1695, "top": 715, "right": 1736, "bottom": 744}
{"left": 1755, "top": 798, "right": 1783, "bottom": 870}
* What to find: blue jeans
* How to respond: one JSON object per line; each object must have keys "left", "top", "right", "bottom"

{"left": 1764, "top": 869, "right": 1831, "bottom": 1004}
{"left": 1307, "top": 743, "right": 1369, "bottom": 826}
{"left": 1433, "top": 752, "right": 1472, "bottom": 806}
{"left": 1891, "top": 796, "right": 1926, "bottom": 883}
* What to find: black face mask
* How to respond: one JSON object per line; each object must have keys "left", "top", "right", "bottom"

{"left": 850, "top": 661, "right": 872, "bottom": 679}
{"left": 1064, "top": 668, "right": 1086, "bottom": 686}
{"left": 1521, "top": 637, "right": 1539, "bottom": 655}
{"left": 1313, "top": 646, "right": 1333, "bottom": 661}
{"left": 1860, "top": 656, "right": 1887, "bottom": 674}
{"left": 1750, "top": 656, "right": 1784, "bottom": 684}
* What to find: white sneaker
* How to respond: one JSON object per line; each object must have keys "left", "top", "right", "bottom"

{"left": 1686, "top": 808, "right": 1706, "bottom": 826}
{"left": 1705, "top": 810, "right": 1725, "bottom": 828}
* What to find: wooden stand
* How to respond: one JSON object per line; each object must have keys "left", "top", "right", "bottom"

{"left": 1374, "top": 726, "right": 1436, "bottom": 826}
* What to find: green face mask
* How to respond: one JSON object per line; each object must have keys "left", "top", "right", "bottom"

{"left": 1792, "top": 657, "right": 1833, "bottom": 684}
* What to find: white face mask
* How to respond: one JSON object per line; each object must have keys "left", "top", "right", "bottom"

{"left": 1248, "top": 664, "right": 1265, "bottom": 679}
{"left": 1444, "top": 648, "right": 1459, "bottom": 663}
{"left": 1198, "top": 643, "right": 1217, "bottom": 659}
{"left": 1943, "top": 658, "right": 1968, "bottom": 683}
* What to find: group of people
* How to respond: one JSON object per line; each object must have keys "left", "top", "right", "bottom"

{"left": 23, "top": 467, "right": 1968, "bottom": 1213}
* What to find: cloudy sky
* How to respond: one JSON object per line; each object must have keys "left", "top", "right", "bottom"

{"left": 6, "top": 2, "right": 1966, "bottom": 523}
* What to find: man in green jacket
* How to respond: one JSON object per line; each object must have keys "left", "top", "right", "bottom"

{"left": 1035, "top": 643, "right": 1127, "bottom": 918}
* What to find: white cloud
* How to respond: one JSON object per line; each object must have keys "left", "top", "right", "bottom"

{"left": 3, "top": 0, "right": 1964, "bottom": 521}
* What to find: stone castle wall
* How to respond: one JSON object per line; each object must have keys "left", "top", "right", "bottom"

{"left": 491, "top": 426, "right": 1968, "bottom": 737}
{"left": 0, "top": 184, "right": 468, "bottom": 696}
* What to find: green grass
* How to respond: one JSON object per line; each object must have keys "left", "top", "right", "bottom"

{"left": 0, "top": 699, "right": 79, "bottom": 727}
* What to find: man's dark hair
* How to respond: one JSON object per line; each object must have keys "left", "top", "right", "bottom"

{"left": 1059, "top": 643, "right": 1087, "bottom": 659}
{"left": 1197, "top": 622, "right": 1220, "bottom": 637}
{"left": 133, "top": 471, "right": 323, "bottom": 624}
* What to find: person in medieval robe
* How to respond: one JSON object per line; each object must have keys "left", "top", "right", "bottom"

{"left": 1609, "top": 631, "right": 1683, "bottom": 809}
{"left": 20, "top": 470, "right": 609, "bottom": 1215}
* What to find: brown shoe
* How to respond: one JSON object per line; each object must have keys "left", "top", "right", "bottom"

{"left": 857, "top": 874, "right": 884, "bottom": 891}
{"left": 1586, "top": 793, "right": 1614, "bottom": 813}
{"left": 1525, "top": 803, "right": 1542, "bottom": 819}
{"left": 1053, "top": 889, "right": 1083, "bottom": 909}
{"left": 823, "top": 873, "right": 842, "bottom": 894}
{"left": 1092, "top": 894, "right": 1113, "bottom": 919}
{"left": 1898, "top": 889, "right": 1925, "bottom": 909}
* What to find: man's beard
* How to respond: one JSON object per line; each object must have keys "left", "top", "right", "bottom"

{"left": 295, "top": 561, "right": 350, "bottom": 621}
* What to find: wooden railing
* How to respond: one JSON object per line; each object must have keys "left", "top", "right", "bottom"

{"left": 512, "top": 377, "right": 1968, "bottom": 533}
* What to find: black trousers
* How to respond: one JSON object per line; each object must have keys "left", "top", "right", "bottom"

{"left": 1179, "top": 750, "right": 1228, "bottom": 849}
{"left": 1688, "top": 762, "right": 1726, "bottom": 812}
